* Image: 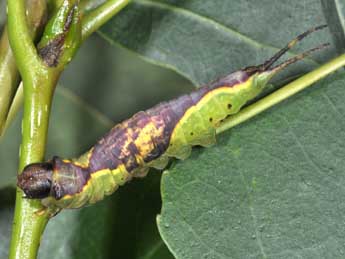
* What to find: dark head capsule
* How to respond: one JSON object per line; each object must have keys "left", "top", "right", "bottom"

{"left": 17, "top": 162, "right": 53, "bottom": 199}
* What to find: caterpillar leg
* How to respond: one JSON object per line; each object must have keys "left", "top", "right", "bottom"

{"left": 133, "top": 167, "right": 150, "bottom": 178}
{"left": 35, "top": 206, "right": 61, "bottom": 218}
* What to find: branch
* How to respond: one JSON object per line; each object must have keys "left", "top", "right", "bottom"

{"left": 7, "top": 0, "right": 46, "bottom": 80}
{"left": 82, "top": 0, "right": 131, "bottom": 40}
{"left": 0, "top": 82, "right": 24, "bottom": 137}
{"left": 1, "top": 0, "right": 131, "bottom": 137}
{"left": 7, "top": 0, "right": 81, "bottom": 258}
{"left": 7, "top": 0, "right": 131, "bottom": 258}
{"left": 0, "top": 27, "right": 19, "bottom": 134}
{"left": 0, "top": 0, "right": 47, "bottom": 135}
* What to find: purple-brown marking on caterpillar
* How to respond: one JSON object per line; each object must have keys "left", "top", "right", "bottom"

{"left": 210, "top": 70, "right": 250, "bottom": 89}
{"left": 51, "top": 157, "right": 89, "bottom": 199}
{"left": 20, "top": 69, "right": 252, "bottom": 200}
{"left": 123, "top": 142, "right": 141, "bottom": 171}
{"left": 87, "top": 70, "right": 250, "bottom": 173}
{"left": 89, "top": 113, "right": 152, "bottom": 172}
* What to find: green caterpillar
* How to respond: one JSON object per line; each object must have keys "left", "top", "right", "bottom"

{"left": 17, "top": 26, "right": 328, "bottom": 216}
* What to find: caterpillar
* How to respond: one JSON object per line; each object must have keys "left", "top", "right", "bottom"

{"left": 17, "top": 26, "right": 328, "bottom": 216}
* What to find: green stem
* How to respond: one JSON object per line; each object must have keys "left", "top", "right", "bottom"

{"left": 1, "top": 83, "right": 24, "bottom": 137}
{"left": 216, "top": 53, "right": 345, "bottom": 134}
{"left": 79, "top": 0, "right": 104, "bottom": 13}
{"left": 0, "top": 0, "right": 47, "bottom": 136}
{"left": 7, "top": 1, "right": 46, "bottom": 80}
{"left": 7, "top": 0, "right": 57, "bottom": 258}
{"left": 0, "top": 27, "right": 19, "bottom": 134}
{"left": 7, "top": 0, "right": 131, "bottom": 258}
{"left": 81, "top": 0, "right": 131, "bottom": 41}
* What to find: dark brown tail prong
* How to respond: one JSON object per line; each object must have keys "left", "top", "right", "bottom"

{"left": 261, "top": 25, "right": 328, "bottom": 71}
{"left": 270, "top": 43, "right": 330, "bottom": 72}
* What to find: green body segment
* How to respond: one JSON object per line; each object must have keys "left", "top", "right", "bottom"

{"left": 160, "top": 76, "right": 258, "bottom": 160}
{"left": 45, "top": 165, "right": 129, "bottom": 209}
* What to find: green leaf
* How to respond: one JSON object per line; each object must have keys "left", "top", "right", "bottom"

{"left": 322, "top": 0, "right": 345, "bottom": 54}
{"left": 99, "top": 0, "right": 336, "bottom": 86}
{"left": 159, "top": 72, "right": 345, "bottom": 258}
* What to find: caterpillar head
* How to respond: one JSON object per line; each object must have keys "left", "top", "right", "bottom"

{"left": 18, "top": 157, "right": 88, "bottom": 203}
{"left": 17, "top": 162, "right": 53, "bottom": 199}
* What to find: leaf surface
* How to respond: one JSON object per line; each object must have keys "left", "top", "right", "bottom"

{"left": 322, "top": 0, "right": 345, "bottom": 54}
{"left": 99, "top": 0, "right": 336, "bottom": 85}
{"left": 97, "top": 0, "right": 345, "bottom": 258}
{"left": 159, "top": 72, "right": 345, "bottom": 258}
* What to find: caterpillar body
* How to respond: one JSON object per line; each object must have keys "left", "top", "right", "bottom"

{"left": 17, "top": 26, "right": 328, "bottom": 215}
